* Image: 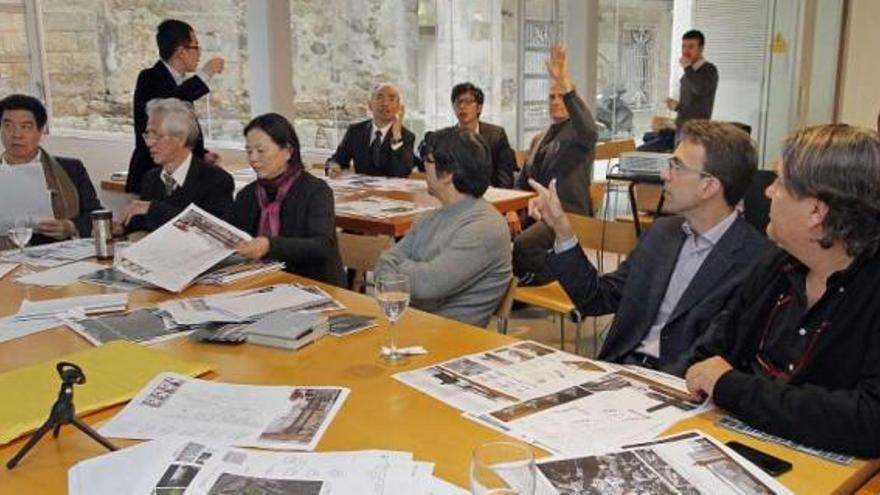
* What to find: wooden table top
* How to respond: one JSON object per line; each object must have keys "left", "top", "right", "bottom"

{"left": 0, "top": 266, "right": 876, "bottom": 494}
{"left": 102, "top": 171, "right": 534, "bottom": 237}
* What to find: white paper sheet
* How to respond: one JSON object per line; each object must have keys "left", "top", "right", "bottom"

{"left": 114, "top": 205, "right": 252, "bottom": 292}
{"left": 0, "top": 314, "right": 63, "bottom": 343}
{"left": 534, "top": 431, "right": 791, "bottom": 495}
{"left": 0, "top": 262, "right": 18, "bottom": 279}
{"left": 15, "top": 261, "right": 105, "bottom": 287}
{"left": 158, "top": 284, "right": 331, "bottom": 325}
{"left": 336, "top": 196, "right": 435, "bottom": 219}
{"left": 15, "top": 293, "right": 128, "bottom": 320}
{"left": 469, "top": 369, "right": 712, "bottom": 456}
{"left": 100, "top": 373, "right": 349, "bottom": 451}
{"left": 0, "top": 162, "right": 54, "bottom": 232}
{"left": 395, "top": 341, "right": 608, "bottom": 414}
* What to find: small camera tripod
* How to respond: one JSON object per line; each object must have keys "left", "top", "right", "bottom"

{"left": 6, "top": 361, "right": 117, "bottom": 470}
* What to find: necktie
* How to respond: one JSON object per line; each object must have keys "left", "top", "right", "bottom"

{"left": 371, "top": 130, "right": 382, "bottom": 167}
{"left": 162, "top": 170, "right": 177, "bottom": 196}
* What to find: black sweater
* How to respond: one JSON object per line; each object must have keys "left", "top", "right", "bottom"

{"left": 689, "top": 247, "right": 880, "bottom": 457}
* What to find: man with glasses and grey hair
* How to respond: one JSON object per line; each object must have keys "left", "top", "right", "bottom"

{"left": 325, "top": 83, "right": 416, "bottom": 178}
{"left": 118, "top": 97, "right": 233, "bottom": 234}
{"left": 685, "top": 124, "right": 880, "bottom": 458}
{"left": 528, "top": 120, "right": 769, "bottom": 374}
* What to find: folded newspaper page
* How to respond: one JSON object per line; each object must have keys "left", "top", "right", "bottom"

{"left": 115, "top": 205, "right": 252, "bottom": 292}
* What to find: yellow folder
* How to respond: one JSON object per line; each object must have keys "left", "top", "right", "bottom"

{"left": 0, "top": 341, "right": 213, "bottom": 445}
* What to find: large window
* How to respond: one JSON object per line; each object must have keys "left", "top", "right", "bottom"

{"left": 0, "top": 1, "right": 38, "bottom": 96}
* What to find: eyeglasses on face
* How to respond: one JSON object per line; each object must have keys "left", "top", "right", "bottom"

{"left": 454, "top": 97, "right": 478, "bottom": 106}
{"left": 142, "top": 131, "right": 169, "bottom": 143}
{"left": 667, "top": 156, "right": 715, "bottom": 179}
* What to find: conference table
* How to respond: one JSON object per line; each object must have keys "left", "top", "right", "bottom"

{"left": 0, "top": 264, "right": 878, "bottom": 494}
{"left": 101, "top": 170, "right": 535, "bottom": 237}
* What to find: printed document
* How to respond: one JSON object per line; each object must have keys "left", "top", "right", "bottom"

{"left": 0, "top": 162, "right": 53, "bottom": 232}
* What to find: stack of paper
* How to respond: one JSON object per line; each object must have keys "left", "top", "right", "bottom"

{"left": 336, "top": 196, "right": 435, "bottom": 219}
{"left": 0, "top": 342, "right": 212, "bottom": 445}
{"left": 194, "top": 255, "right": 285, "bottom": 285}
{"left": 16, "top": 261, "right": 106, "bottom": 287}
{"left": 158, "top": 284, "right": 331, "bottom": 325}
{"left": 115, "top": 205, "right": 253, "bottom": 292}
{"left": 1, "top": 238, "right": 96, "bottom": 268}
{"left": 69, "top": 437, "right": 467, "bottom": 495}
{"left": 100, "top": 372, "right": 348, "bottom": 451}
{"left": 0, "top": 293, "right": 129, "bottom": 344}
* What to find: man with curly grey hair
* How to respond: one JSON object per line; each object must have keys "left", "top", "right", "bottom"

{"left": 685, "top": 124, "right": 880, "bottom": 458}
{"left": 119, "top": 97, "right": 233, "bottom": 233}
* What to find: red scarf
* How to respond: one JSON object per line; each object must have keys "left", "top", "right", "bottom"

{"left": 255, "top": 165, "right": 302, "bottom": 237}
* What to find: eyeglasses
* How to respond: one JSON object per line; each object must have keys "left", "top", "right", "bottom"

{"left": 667, "top": 156, "right": 715, "bottom": 179}
{"left": 142, "top": 131, "right": 169, "bottom": 143}
{"left": 183, "top": 44, "right": 201, "bottom": 52}
{"left": 454, "top": 97, "right": 478, "bottom": 106}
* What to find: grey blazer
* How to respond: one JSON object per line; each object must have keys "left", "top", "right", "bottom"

{"left": 547, "top": 215, "right": 770, "bottom": 376}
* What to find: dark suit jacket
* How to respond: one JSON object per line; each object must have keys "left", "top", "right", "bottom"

{"left": 126, "top": 61, "right": 209, "bottom": 193}
{"left": 516, "top": 91, "right": 597, "bottom": 216}
{"left": 329, "top": 119, "right": 415, "bottom": 177}
{"left": 231, "top": 173, "right": 345, "bottom": 287}
{"left": 128, "top": 156, "right": 233, "bottom": 232}
{"left": 547, "top": 215, "right": 770, "bottom": 376}
{"left": 31, "top": 156, "right": 103, "bottom": 246}
{"left": 478, "top": 121, "right": 516, "bottom": 188}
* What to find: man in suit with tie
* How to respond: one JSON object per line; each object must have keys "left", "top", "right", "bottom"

{"left": 325, "top": 83, "right": 416, "bottom": 178}
{"left": 118, "top": 98, "right": 233, "bottom": 234}
{"left": 125, "top": 19, "right": 225, "bottom": 194}
{"left": 528, "top": 120, "right": 770, "bottom": 375}
{"left": 450, "top": 82, "right": 517, "bottom": 189}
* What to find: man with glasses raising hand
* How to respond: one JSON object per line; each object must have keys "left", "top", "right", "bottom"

{"left": 126, "top": 19, "right": 225, "bottom": 194}
{"left": 528, "top": 120, "right": 769, "bottom": 375}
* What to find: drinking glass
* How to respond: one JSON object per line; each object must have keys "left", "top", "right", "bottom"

{"left": 7, "top": 219, "right": 33, "bottom": 255}
{"left": 470, "top": 441, "right": 536, "bottom": 495}
{"left": 375, "top": 273, "right": 410, "bottom": 363}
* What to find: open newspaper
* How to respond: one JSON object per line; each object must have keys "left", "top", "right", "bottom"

{"left": 534, "top": 431, "right": 791, "bottom": 495}
{"left": 1, "top": 237, "right": 95, "bottom": 268}
{"left": 69, "top": 436, "right": 467, "bottom": 495}
{"left": 100, "top": 372, "right": 348, "bottom": 451}
{"left": 396, "top": 342, "right": 711, "bottom": 455}
{"left": 115, "top": 205, "right": 252, "bottom": 292}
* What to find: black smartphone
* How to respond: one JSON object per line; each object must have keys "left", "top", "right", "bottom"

{"left": 726, "top": 441, "right": 793, "bottom": 476}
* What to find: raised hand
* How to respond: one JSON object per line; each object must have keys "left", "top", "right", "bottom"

{"left": 527, "top": 178, "right": 573, "bottom": 241}
{"left": 202, "top": 57, "right": 225, "bottom": 76}
{"left": 545, "top": 45, "right": 573, "bottom": 93}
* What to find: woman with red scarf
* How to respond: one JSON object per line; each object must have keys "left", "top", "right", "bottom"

{"left": 232, "top": 113, "right": 345, "bottom": 286}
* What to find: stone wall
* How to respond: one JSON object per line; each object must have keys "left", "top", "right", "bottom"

{"left": 40, "top": 0, "right": 249, "bottom": 141}
{"left": 0, "top": 10, "right": 32, "bottom": 95}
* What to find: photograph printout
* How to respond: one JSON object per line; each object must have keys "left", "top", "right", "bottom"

{"left": 534, "top": 431, "right": 791, "bottom": 495}
{"left": 99, "top": 373, "right": 348, "bottom": 451}
{"left": 114, "top": 205, "right": 252, "bottom": 292}
{"left": 394, "top": 341, "right": 607, "bottom": 414}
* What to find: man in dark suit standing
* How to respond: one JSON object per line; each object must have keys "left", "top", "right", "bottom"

{"left": 326, "top": 83, "right": 415, "bottom": 178}
{"left": 119, "top": 98, "right": 233, "bottom": 234}
{"left": 513, "top": 44, "right": 598, "bottom": 285}
{"left": 125, "top": 19, "right": 224, "bottom": 194}
{"left": 528, "top": 120, "right": 770, "bottom": 375}
{"left": 450, "top": 82, "right": 517, "bottom": 189}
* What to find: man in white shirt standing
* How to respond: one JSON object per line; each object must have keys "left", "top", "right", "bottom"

{"left": 126, "top": 19, "right": 224, "bottom": 194}
{"left": 528, "top": 120, "right": 768, "bottom": 374}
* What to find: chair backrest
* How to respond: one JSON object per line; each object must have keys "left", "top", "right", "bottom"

{"left": 590, "top": 181, "right": 607, "bottom": 215}
{"left": 742, "top": 169, "right": 777, "bottom": 236}
{"left": 514, "top": 150, "right": 529, "bottom": 169}
{"left": 595, "top": 139, "right": 637, "bottom": 161}
{"left": 337, "top": 232, "right": 394, "bottom": 273}
{"left": 566, "top": 213, "right": 639, "bottom": 256}
{"left": 493, "top": 277, "right": 519, "bottom": 321}
{"left": 633, "top": 183, "right": 664, "bottom": 213}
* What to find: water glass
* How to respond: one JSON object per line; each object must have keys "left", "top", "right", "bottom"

{"left": 375, "top": 273, "right": 410, "bottom": 362}
{"left": 470, "top": 441, "right": 536, "bottom": 495}
{"left": 7, "top": 219, "right": 33, "bottom": 254}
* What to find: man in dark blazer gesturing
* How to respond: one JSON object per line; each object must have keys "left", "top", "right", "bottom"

{"left": 126, "top": 19, "right": 224, "bottom": 193}
{"left": 326, "top": 83, "right": 415, "bottom": 178}
{"left": 528, "top": 120, "right": 770, "bottom": 376}
{"left": 450, "top": 82, "right": 517, "bottom": 189}
{"left": 119, "top": 98, "right": 233, "bottom": 234}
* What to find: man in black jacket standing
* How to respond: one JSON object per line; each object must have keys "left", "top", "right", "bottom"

{"left": 326, "top": 83, "right": 416, "bottom": 178}
{"left": 686, "top": 124, "right": 880, "bottom": 458}
{"left": 513, "top": 44, "right": 598, "bottom": 286}
{"left": 666, "top": 30, "right": 719, "bottom": 131}
{"left": 126, "top": 19, "right": 224, "bottom": 193}
{"left": 119, "top": 98, "right": 233, "bottom": 234}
